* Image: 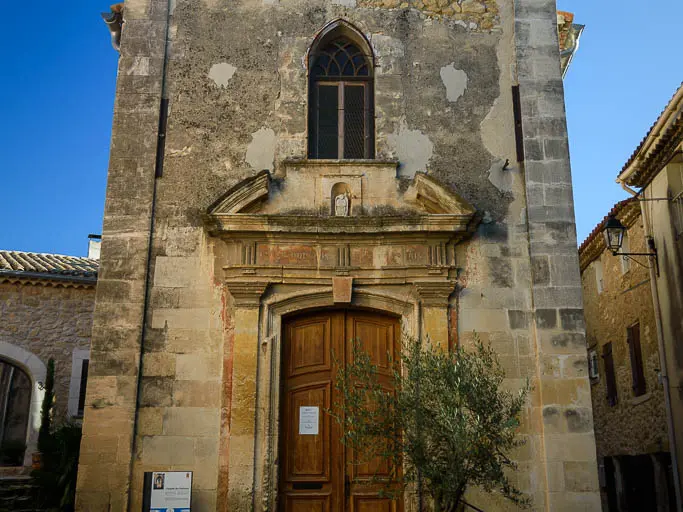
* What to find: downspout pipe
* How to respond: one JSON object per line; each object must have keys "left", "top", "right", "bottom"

{"left": 620, "top": 180, "right": 683, "bottom": 512}
{"left": 126, "top": 0, "right": 172, "bottom": 509}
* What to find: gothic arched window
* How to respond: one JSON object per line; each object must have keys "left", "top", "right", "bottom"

{"left": 308, "top": 27, "right": 374, "bottom": 160}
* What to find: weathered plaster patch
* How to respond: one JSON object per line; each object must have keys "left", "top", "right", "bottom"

{"left": 126, "top": 56, "right": 150, "bottom": 76}
{"left": 208, "top": 63, "right": 236, "bottom": 88}
{"left": 168, "top": 146, "right": 193, "bottom": 158}
{"left": 440, "top": 64, "right": 468, "bottom": 103}
{"left": 480, "top": 0, "right": 515, "bottom": 160}
{"left": 245, "top": 128, "right": 276, "bottom": 171}
{"left": 487, "top": 159, "right": 512, "bottom": 193}
{"left": 387, "top": 120, "right": 433, "bottom": 179}
{"left": 371, "top": 35, "right": 404, "bottom": 76}
{"left": 331, "top": 0, "right": 356, "bottom": 5}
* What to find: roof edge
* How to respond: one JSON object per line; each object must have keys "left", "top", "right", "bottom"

{"left": 618, "top": 83, "right": 683, "bottom": 187}
{"left": 578, "top": 198, "right": 640, "bottom": 272}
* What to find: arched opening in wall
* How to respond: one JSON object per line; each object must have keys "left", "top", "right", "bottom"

{"left": 0, "top": 360, "right": 31, "bottom": 466}
{"left": 308, "top": 20, "right": 375, "bottom": 160}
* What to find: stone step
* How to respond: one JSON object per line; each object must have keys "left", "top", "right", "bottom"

{"left": 0, "top": 476, "right": 40, "bottom": 511}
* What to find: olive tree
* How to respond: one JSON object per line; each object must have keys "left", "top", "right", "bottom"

{"left": 332, "top": 333, "right": 530, "bottom": 511}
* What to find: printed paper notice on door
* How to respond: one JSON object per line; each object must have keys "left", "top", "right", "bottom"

{"left": 299, "top": 406, "right": 319, "bottom": 435}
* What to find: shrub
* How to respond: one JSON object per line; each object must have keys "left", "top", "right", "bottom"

{"left": 332, "top": 333, "right": 531, "bottom": 511}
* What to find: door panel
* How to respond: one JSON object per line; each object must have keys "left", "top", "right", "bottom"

{"left": 345, "top": 313, "right": 400, "bottom": 512}
{"left": 354, "top": 497, "right": 394, "bottom": 512}
{"left": 286, "top": 383, "right": 330, "bottom": 479}
{"left": 280, "top": 310, "right": 402, "bottom": 512}
{"left": 288, "top": 318, "right": 332, "bottom": 377}
{"left": 285, "top": 496, "right": 330, "bottom": 512}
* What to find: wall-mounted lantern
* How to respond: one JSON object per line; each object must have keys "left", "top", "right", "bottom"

{"left": 603, "top": 214, "right": 659, "bottom": 275}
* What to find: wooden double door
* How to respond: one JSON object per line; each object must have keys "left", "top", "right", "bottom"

{"left": 279, "top": 310, "right": 403, "bottom": 512}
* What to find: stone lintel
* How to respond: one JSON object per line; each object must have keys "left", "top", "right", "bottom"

{"left": 226, "top": 281, "right": 269, "bottom": 308}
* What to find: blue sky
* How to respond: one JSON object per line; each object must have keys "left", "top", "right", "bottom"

{"left": 0, "top": 3, "right": 117, "bottom": 256}
{"left": 559, "top": 0, "right": 683, "bottom": 243}
{"left": 0, "top": 2, "right": 681, "bottom": 256}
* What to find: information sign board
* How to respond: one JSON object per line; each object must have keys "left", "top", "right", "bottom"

{"left": 143, "top": 471, "right": 192, "bottom": 512}
{"left": 299, "top": 406, "right": 319, "bottom": 435}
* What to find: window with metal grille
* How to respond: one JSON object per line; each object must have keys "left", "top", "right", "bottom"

{"left": 603, "top": 343, "right": 618, "bottom": 406}
{"left": 308, "top": 37, "right": 374, "bottom": 159}
{"left": 627, "top": 323, "right": 646, "bottom": 396}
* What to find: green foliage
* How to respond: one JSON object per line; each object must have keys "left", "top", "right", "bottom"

{"left": 38, "top": 358, "right": 55, "bottom": 453}
{"left": 32, "top": 422, "right": 83, "bottom": 512}
{"left": 34, "top": 357, "right": 81, "bottom": 511}
{"left": 332, "top": 333, "right": 531, "bottom": 512}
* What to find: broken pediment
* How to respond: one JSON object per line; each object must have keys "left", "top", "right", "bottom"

{"left": 206, "top": 161, "right": 478, "bottom": 237}
{"left": 206, "top": 161, "right": 480, "bottom": 283}
{"left": 208, "top": 170, "right": 270, "bottom": 214}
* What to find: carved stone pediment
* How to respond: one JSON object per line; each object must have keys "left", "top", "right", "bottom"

{"left": 205, "top": 161, "right": 480, "bottom": 289}
{"left": 206, "top": 160, "right": 478, "bottom": 235}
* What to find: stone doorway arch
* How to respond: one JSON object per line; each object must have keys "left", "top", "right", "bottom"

{"left": 0, "top": 342, "right": 46, "bottom": 467}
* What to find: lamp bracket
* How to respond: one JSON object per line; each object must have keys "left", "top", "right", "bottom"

{"left": 611, "top": 251, "right": 659, "bottom": 276}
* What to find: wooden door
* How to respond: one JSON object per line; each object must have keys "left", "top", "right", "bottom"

{"left": 279, "top": 310, "right": 402, "bottom": 512}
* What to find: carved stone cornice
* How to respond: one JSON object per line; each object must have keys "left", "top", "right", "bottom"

{"left": 413, "top": 281, "right": 456, "bottom": 307}
{"left": 226, "top": 281, "right": 269, "bottom": 308}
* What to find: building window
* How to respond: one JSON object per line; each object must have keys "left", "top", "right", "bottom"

{"left": 595, "top": 260, "right": 605, "bottom": 294}
{"left": 667, "top": 165, "right": 683, "bottom": 238}
{"left": 620, "top": 232, "right": 630, "bottom": 273}
{"left": 68, "top": 348, "right": 90, "bottom": 418}
{"left": 603, "top": 342, "right": 618, "bottom": 406}
{"left": 308, "top": 24, "right": 374, "bottom": 160}
{"left": 588, "top": 348, "right": 599, "bottom": 380}
{"left": 627, "top": 323, "right": 646, "bottom": 396}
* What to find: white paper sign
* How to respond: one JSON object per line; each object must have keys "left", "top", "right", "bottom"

{"left": 150, "top": 471, "right": 192, "bottom": 512}
{"left": 299, "top": 406, "right": 319, "bottom": 435}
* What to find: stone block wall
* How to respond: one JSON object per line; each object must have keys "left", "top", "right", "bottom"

{"left": 581, "top": 219, "right": 668, "bottom": 458}
{"left": 76, "top": 0, "right": 600, "bottom": 510}
{"left": 0, "top": 282, "right": 94, "bottom": 421}
{"left": 0, "top": 280, "right": 95, "bottom": 467}
{"left": 514, "top": 0, "right": 600, "bottom": 509}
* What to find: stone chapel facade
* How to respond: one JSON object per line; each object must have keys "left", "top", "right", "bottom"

{"left": 77, "top": 1, "right": 600, "bottom": 510}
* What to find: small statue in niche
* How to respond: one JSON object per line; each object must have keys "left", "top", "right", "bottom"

{"left": 334, "top": 192, "right": 350, "bottom": 217}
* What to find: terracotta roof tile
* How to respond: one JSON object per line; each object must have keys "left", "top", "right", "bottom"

{"left": 579, "top": 198, "right": 636, "bottom": 254}
{"left": 0, "top": 250, "right": 98, "bottom": 281}
{"left": 578, "top": 198, "right": 641, "bottom": 271}
{"left": 620, "top": 82, "right": 683, "bottom": 186}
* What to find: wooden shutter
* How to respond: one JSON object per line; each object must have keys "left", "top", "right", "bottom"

{"left": 627, "top": 324, "right": 646, "bottom": 396}
{"left": 603, "top": 343, "right": 618, "bottom": 406}
{"left": 77, "top": 359, "right": 89, "bottom": 417}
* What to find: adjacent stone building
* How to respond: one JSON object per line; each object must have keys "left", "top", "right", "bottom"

{"left": 0, "top": 249, "right": 97, "bottom": 470}
{"left": 77, "top": 1, "right": 599, "bottom": 510}
{"left": 579, "top": 198, "right": 675, "bottom": 511}
{"left": 616, "top": 82, "right": 683, "bottom": 511}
